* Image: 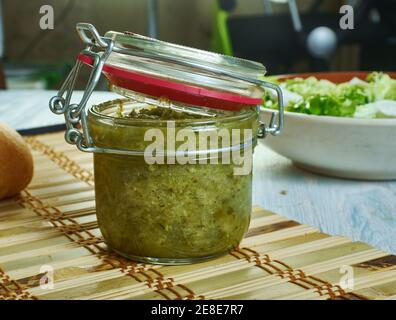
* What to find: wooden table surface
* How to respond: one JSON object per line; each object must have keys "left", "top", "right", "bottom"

{"left": 1, "top": 89, "right": 396, "bottom": 255}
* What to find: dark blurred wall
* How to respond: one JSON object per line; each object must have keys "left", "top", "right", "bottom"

{"left": 3, "top": 0, "right": 213, "bottom": 64}
{"left": 3, "top": 0, "right": 365, "bottom": 79}
{"left": 3, "top": 0, "right": 334, "bottom": 65}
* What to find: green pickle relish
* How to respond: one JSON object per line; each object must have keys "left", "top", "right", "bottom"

{"left": 88, "top": 99, "right": 259, "bottom": 264}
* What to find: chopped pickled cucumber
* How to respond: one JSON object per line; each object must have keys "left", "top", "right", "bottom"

{"left": 88, "top": 101, "right": 258, "bottom": 261}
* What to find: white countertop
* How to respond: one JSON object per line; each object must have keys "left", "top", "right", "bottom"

{"left": 2, "top": 89, "right": 396, "bottom": 254}
{"left": 0, "top": 90, "right": 119, "bottom": 131}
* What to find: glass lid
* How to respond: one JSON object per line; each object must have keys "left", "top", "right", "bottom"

{"left": 77, "top": 29, "right": 267, "bottom": 110}
{"left": 105, "top": 30, "right": 266, "bottom": 80}
{"left": 48, "top": 23, "right": 285, "bottom": 158}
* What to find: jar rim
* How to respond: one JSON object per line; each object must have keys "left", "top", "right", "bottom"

{"left": 89, "top": 98, "right": 258, "bottom": 127}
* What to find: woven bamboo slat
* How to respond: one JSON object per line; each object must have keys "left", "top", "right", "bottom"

{"left": 0, "top": 131, "right": 395, "bottom": 300}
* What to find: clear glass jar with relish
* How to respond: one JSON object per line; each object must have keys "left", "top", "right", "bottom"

{"left": 50, "top": 23, "right": 284, "bottom": 264}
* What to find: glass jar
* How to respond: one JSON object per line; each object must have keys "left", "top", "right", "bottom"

{"left": 49, "top": 23, "right": 284, "bottom": 265}
{"left": 88, "top": 98, "right": 258, "bottom": 263}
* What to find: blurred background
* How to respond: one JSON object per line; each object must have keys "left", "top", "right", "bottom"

{"left": 1, "top": 0, "right": 395, "bottom": 90}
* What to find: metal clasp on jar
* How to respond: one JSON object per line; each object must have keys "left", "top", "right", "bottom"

{"left": 257, "top": 80, "right": 284, "bottom": 139}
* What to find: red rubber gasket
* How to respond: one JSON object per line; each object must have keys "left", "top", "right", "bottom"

{"left": 78, "top": 53, "right": 262, "bottom": 111}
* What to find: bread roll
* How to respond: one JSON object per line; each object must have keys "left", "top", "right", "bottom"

{"left": 0, "top": 123, "right": 33, "bottom": 199}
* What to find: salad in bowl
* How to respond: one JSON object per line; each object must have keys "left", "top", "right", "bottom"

{"left": 260, "top": 72, "right": 396, "bottom": 180}
{"left": 264, "top": 72, "right": 396, "bottom": 118}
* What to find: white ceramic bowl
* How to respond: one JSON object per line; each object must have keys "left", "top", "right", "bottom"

{"left": 260, "top": 109, "right": 396, "bottom": 180}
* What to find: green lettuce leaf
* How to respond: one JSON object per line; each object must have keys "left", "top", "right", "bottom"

{"left": 263, "top": 72, "right": 396, "bottom": 118}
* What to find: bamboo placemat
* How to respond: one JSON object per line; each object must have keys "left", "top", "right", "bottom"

{"left": 0, "top": 131, "right": 396, "bottom": 300}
